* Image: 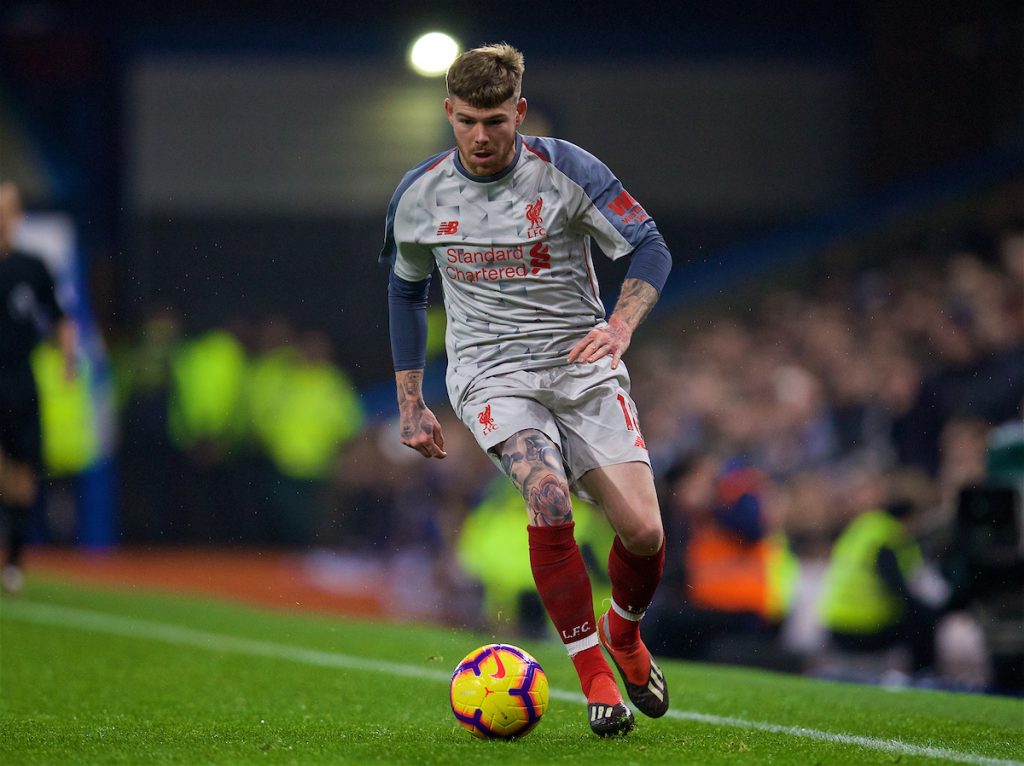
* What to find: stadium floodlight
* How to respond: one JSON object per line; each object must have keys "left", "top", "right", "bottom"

{"left": 409, "top": 32, "right": 459, "bottom": 77}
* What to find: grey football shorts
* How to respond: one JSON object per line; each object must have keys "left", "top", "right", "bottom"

{"left": 456, "top": 357, "right": 651, "bottom": 498}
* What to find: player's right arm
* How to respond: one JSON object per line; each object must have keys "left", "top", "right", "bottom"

{"left": 380, "top": 154, "right": 452, "bottom": 458}
{"left": 388, "top": 257, "right": 445, "bottom": 459}
{"left": 395, "top": 368, "right": 446, "bottom": 459}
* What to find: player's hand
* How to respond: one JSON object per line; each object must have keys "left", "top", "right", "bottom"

{"left": 399, "top": 402, "right": 447, "bottom": 459}
{"left": 567, "top": 318, "right": 632, "bottom": 368}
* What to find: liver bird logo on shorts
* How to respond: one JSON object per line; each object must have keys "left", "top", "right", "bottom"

{"left": 525, "top": 196, "right": 545, "bottom": 238}
{"left": 477, "top": 403, "right": 499, "bottom": 435}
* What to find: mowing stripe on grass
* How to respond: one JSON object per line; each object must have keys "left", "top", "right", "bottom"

{"left": 4, "top": 600, "right": 1020, "bottom": 766}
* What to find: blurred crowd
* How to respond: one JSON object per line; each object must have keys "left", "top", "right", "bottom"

{"left": 630, "top": 218, "right": 1024, "bottom": 691}
{"left": 635, "top": 222, "right": 1023, "bottom": 554}
{"left": 109, "top": 313, "right": 366, "bottom": 545}
{"left": 16, "top": 206, "right": 1024, "bottom": 694}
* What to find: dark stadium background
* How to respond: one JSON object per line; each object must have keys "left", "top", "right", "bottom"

{"left": 4, "top": 1, "right": 1019, "bottom": 384}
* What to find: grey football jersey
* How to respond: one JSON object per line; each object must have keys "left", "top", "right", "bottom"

{"left": 381, "top": 135, "right": 662, "bottom": 411}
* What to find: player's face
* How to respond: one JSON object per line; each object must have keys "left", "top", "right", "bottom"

{"left": 446, "top": 96, "right": 527, "bottom": 177}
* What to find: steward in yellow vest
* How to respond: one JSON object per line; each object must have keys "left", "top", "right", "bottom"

{"left": 685, "top": 464, "right": 796, "bottom": 623}
{"left": 457, "top": 476, "right": 614, "bottom": 637}
{"left": 31, "top": 342, "right": 99, "bottom": 477}
{"left": 243, "top": 330, "right": 364, "bottom": 545}
{"left": 644, "top": 455, "right": 800, "bottom": 668}
{"left": 819, "top": 503, "right": 940, "bottom": 672}
{"left": 253, "top": 332, "right": 364, "bottom": 481}
{"left": 168, "top": 328, "right": 248, "bottom": 456}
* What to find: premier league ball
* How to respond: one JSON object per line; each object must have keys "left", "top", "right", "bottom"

{"left": 449, "top": 643, "right": 549, "bottom": 739}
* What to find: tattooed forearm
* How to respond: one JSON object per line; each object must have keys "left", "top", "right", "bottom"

{"left": 498, "top": 429, "right": 573, "bottom": 525}
{"left": 396, "top": 369, "right": 428, "bottom": 439}
{"left": 397, "top": 370, "right": 424, "bottom": 401}
{"left": 398, "top": 399, "right": 431, "bottom": 439}
{"left": 610, "top": 278, "right": 659, "bottom": 331}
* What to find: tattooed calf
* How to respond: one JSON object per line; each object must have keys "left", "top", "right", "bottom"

{"left": 498, "top": 429, "right": 572, "bottom": 526}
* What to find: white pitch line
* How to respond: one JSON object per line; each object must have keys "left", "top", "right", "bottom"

{"left": 3, "top": 601, "right": 1021, "bottom": 766}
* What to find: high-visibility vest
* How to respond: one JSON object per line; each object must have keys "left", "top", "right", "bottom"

{"left": 457, "top": 480, "right": 536, "bottom": 619}
{"left": 245, "top": 345, "right": 301, "bottom": 446}
{"left": 457, "top": 478, "right": 613, "bottom": 624}
{"left": 818, "top": 508, "right": 923, "bottom": 633}
{"left": 168, "top": 330, "right": 248, "bottom": 450}
{"left": 31, "top": 343, "right": 99, "bottom": 477}
{"left": 257, "top": 360, "right": 364, "bottom": 479}
{"left": 765, "top": 531, "right": 800, "bottom": 621}
{"left": 685, "top": 521, "right": 772, "bottom": 616}
{"left": 687, "top": 464, "right": 795, "bottom": 620}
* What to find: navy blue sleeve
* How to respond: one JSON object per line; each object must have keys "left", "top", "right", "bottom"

{"left": 624, "top": 230, "right": 672, "bottom": 294}
{"left": 388, "top": 270, "right": 431, "bottom": 371}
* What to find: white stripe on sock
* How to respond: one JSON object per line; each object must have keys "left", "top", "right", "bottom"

{"left": 564, "top": 632, "right": 600, "bottom": 655}
{"left": 611, "top": 597, "right": 644, "bottom": 622}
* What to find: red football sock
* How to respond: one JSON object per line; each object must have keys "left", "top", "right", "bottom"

{"left": 607, "top": 535, "right": 665, "bottom": 648}
{"left": 572, "top": 648, "right": 620, "bottom": 703}
{"left": 528, "top": 522, "right": 613, "bottom": 699}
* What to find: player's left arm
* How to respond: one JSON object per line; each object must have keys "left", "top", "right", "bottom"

{"left": 568, "top": 230, "right": 671, "bottom": 368}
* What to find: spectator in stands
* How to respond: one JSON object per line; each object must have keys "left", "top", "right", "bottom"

{"left": 937, "top": 402, "right": 1024, "bottom": 693}
{"left": 324, "top": 422, "right": 404, "bottom": 551}
{"left": 648, "top": 453, "right": 797, "bottom": 668}
{"left": 818, "top": 471, "right": 944, "bottom": 676}
{"left": 112, "top": 305, "right": 185, "bottom": 541}
{"left": 248, "top": 329, "right": 364, "bottom": 545}
{"left": 167, "top": 322, "right": 249, "bottom": 542}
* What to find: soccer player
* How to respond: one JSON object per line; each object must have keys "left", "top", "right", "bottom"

{"left": 381, "top": 44, "right": 672, "bottom": 736}
{"left": 0, "top": 181, "right": 78, "bottom": 592}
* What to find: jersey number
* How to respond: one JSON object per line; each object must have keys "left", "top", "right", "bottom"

{"left": 617, "top": 392, "right": 647, "bottom": 448}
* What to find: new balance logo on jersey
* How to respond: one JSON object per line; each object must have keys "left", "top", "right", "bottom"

{"left": 525, "top": 196, "right": 546, "bottom": 238}
{"left": 477, "top": 404, "right": 498, "bottom": 435}
{"left": 437, "top": 220, "right": 459, "bottom": 235}
{"left": 607, "top": 190, "right": 649, "bottom": 224}
{"left": 529, "top": 242, "right": 551, "bottom": 274}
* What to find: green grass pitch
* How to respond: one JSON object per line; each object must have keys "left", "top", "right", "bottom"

{"left": 1, "top": 578, "right": 1021, "bottom": 765}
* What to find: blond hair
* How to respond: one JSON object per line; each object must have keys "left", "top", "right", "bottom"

{"left": 446, "top": 43, "right": 524, "bottom": 108}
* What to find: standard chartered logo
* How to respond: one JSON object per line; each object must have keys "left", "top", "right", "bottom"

{"left": 443, "top": 245, "right": 534, "bottom": 282}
